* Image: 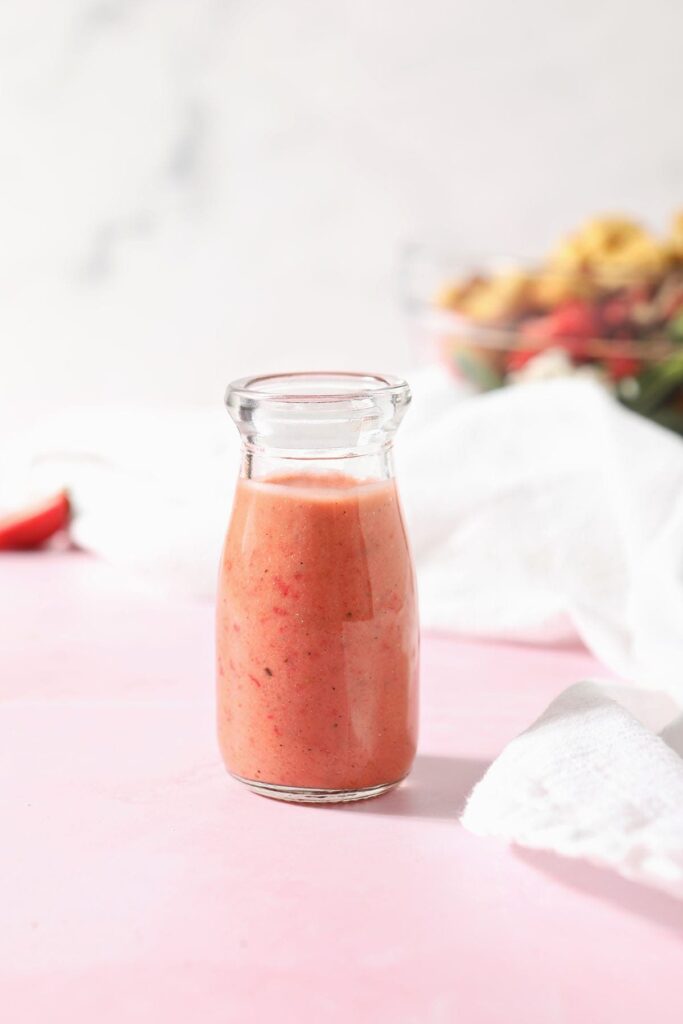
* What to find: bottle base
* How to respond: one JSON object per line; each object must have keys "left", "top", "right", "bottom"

{"left": 230, "top": 773, "right": 404, "bottom": 804}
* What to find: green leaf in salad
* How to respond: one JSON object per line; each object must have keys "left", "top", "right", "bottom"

{"left": 624, "top": 350, "right": 683, "bottom": 416}
{"left": 451, "top": 347, "right": 503, "bottom": 392}
{"left": 646, "top": 406, "right": 683, "bottom": 435}
{"left": 668, "top": 312, "right": 683, "bottom": 344}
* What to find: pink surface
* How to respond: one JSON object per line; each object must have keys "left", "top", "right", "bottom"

{"left": 1, "top": 552, "right": 682, "bottom": 1023}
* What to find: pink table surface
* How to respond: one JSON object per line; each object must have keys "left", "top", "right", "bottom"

{"left": 1, "top": 552, "right": 681, "bottom": 1023}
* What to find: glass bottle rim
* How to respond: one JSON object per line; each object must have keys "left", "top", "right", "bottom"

{"left": 227, "top": 371, "right": 410, "bottom": 406}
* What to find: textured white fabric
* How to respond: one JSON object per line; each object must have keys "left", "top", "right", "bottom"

{"left": 398, "top": 370, "right": 683, "bottom": 701}
{"left": 461, "top": 681, "right": 683, "bottom": 898}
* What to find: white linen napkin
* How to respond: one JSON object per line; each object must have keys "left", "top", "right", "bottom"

{"left": 398, "top": 370, "right": 683, "bottom": 701}
{"left": 461, "top": 681, "right": 683, "bottom": 898}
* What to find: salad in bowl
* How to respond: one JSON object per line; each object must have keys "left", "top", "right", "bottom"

{"left": 407, "top": 213, "right": 683, "bottom": 433}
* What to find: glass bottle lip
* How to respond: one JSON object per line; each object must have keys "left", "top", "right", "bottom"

{"left": 226, "top": 371, "right": 410, "bottom": 406}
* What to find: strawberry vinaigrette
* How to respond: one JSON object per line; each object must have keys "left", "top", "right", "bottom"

{"left": 217, "top": 373, "right": 418, "bottom": 803}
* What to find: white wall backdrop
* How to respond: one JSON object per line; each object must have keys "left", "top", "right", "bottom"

{"left": 1, "top": 0, "right": 681, "bottom": 428}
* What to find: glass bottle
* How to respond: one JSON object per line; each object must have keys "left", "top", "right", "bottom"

{"left": 216, "top": 372, "right": 418, "bottom": 803}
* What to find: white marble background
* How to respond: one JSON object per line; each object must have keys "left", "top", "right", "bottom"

{"left": 1, "top": 0, "right": 681, "bottom": 429}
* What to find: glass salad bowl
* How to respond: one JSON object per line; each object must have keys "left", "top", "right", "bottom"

{"left": 402, "top": 215, "right": 683, "bottom": 434}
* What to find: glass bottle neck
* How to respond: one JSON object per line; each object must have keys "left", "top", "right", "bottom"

{"left": 241, "top": 445, "right": 395, "bottom": 483}
{"left": 226, "top": 372, "right": 411, "bottom": 480}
